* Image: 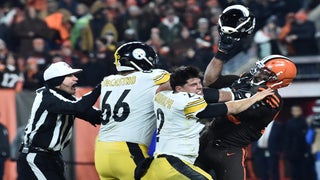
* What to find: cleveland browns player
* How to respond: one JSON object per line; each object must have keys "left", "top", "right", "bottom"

{"left": 194, "top": 4, "right": 297, "bottom": 180}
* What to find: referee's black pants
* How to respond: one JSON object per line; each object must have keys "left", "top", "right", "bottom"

{"left": 195, "top": 141, "right": 246, "bottom": 180}
{"left": 17, "top": 151, "right": 65, "bottom": 180}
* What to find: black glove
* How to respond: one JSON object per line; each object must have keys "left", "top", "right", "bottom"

{"left": 79, "top": 108, "right": 102, "bottom": 127}
{"left": 215, "top": 34, "right": 243, "bottom": 62}
{"left": 89, "top": 109, "right": 103, "bottom": 127}
{"left": 232, "top": 88, "right": 252, "bottom": 100}
{"left": 230, "top": 73, "right": 252, "bottom": 90}
{"left": 230, "top": 73, "right": 253, "bottom": 100}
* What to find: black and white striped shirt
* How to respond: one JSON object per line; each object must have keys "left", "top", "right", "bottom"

{"left": 23, "top": 85, "right": 101, "bottom": 152}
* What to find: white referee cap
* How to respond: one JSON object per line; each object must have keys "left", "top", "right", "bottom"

{"left": 43, "top": 62, "right": 82, "bottom": 81}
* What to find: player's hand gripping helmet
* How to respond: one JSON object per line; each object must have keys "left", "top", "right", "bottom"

{"left": 250, "top": 55, "right": 297, "bottom": 90}
{"left": 218, "top": 4, "right": 255, "bottom": 40}
{"left": 114, "top": 41, "right": 157, "bottom": 71}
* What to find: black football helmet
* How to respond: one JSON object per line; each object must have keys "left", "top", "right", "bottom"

{"left": 218, "top": 4, "right": 255, "bottom": 40}
{"left": 114, "top": 41, "right": 157, "bottom": 71}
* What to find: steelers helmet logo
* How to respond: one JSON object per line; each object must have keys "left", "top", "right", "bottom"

{"left": 132, "top": 48, "right": 146, "bottom": 60}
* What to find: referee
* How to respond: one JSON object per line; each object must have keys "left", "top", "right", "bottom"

{"left": 17, "top": 62, "right": 102, "bottom": 180}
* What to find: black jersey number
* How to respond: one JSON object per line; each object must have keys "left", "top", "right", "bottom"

{"left": 156, "top": 108, "right": 165, "bottom": 142}
{"left": 101, "top": 89, "right": 131, "bottom": 125}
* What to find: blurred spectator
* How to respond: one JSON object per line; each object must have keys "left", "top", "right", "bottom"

{"left": 283, "top": 0, "right": 311, "bottom": 13}
{"left": 158, "top": 8, "right": 183, "bottom": 45}
{"left": 280, "top": 11, "right": 318, "bottom": 56}
{"left": 0, "top": 53, "right": 23, "bottom": 92}
{"left": 308, "top": 4, "right": 320, "bottom": 52}
{"left": 144, "top": 27, "right": 169, "bottom": 70}
{"left": 58, "top": 40, "right": 81, "bottom": 66}
{"left": 13, "top": 6, "right": 52, "bottom": 58}
{"left": 114, "top": 5, "right": 144, "bottom": 41}
{"left": 81, "top": 0, "right": 118, "bottom": 54}
{"left": 0, "top": 39, "right": 23, "bottom": 92}
{"left": 183, "top": 0, "right": 203, "bottom": 30}
{"left": 254, "top": 16, "right": 282, "bottom": 58}
{"left": 306, "top": 99, "right": 320, "bottom": 180}
{"left": 308, "top": 4, "right": 320, "bottom": 33}
{"left": 38, "top": 0, "right": 59, "bottom": 19}
{"left": 70, "top": 3, "right": 92, "bottom": 51}
{"left": 22, "top": 57, "right": 43, "bottom": 91}
{"left": 25, "top": 38, "right": 52, "bottom": 73}
{"left": 22, "top": 38, "right": 51, "bottom": 90}
{"left": 145, "top": 27, "right": 164, "bottom": 54}
{"left": 278, "top": 12, "right": 296, "bottom": 56}
{"left": 252, "top": 120, "right": 285, "bottom": 180}
{"left": 0, "top": 6, "right": 20, "bottom": 52}
{"left": 44, "top": 8, "right": 74, "bottom": 50}
{"left": 185, "top": 36, "right": 213, "bottom": 73}
{"left": 58, "top": 0, "right": 78, "bottom": 15}
{"left": 26, "top": 0, "right": 47, "bottom": 12}
{"left": 0, "top": 121, "right": 10, "bottom": 180}
{"left": 51, "top": 54, "right": 64, "bottom": 63}
{"left": 0, "top": 38, "right": 10, "bottom": 63}
{"left": 207, "top": 6, "right": 222, "bottom": 27}
{"left": 90, "top": 35, "right": 117, "bottom": 85}
{"left": 116, "top": 28, "right": 138, "bottom": 46}
{"left": 210, "top": 25, "right": 220, "bottom": 53}
{"left": 168, "top": 26, "right": 197, "bottom": 69}
{"left": 284, "top": 105, "right": 317, "bottom": 180}
{"left": 169, "top": 0, "right": 187, "bottom": 20}
{"left": 190, "top": 17, "right": 212, "bottom": 44}
{"left": 248, "top": 0, "right": 286, "bottom": 31}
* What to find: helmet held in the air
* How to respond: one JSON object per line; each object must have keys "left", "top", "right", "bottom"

{"left": 114, "top": 41, "right": 157, "bottom": 71}
{"left": 250, "top": 55, "right": 297, "bottom": 90}
{"left": 218, "top": 4, "right": 255, "bottom": 40}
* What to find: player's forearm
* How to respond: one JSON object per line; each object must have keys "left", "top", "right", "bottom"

{"left": 226, "top": 88, "right": 274, "bottom": 114}
{"left": 203, "top": 57, "right": 223, "bottom": 87}
{"left": 225, "top": 97, "right": 257, "bottom": 114}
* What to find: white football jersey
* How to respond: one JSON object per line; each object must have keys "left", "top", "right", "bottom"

{"left": 153, "top": 91, "right": 207, "bottom": 164}
{"left": 98, "top": 69, "right": 170, "bottom": 146}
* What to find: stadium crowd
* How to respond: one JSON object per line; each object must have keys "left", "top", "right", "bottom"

{"left": 1, "top": 0, "right": 320, "bottom": 180}
{"left": 0, "top": 0, "right": 319, "bottom": 91}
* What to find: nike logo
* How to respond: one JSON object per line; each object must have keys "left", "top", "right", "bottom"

{"left": 226, "top": 152, "right": 235, "bottom": 156}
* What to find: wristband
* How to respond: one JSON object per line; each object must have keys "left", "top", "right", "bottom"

{"left": 215, "top": 50, "right": 232, "bottom": 62}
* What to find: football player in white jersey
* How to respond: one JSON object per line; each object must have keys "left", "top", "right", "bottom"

{"left": 135, "top": 66, "right": 274, "bottom": 180}
{"left": 95, "top": 42, "right": 171, "bottom": 180}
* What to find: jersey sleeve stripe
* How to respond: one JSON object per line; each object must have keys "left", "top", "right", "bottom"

{"left": 153, "top": 72, "right": 170, "bottom": 85}
{"left": 184, "top": 99, "right": 207, "bottom": 119}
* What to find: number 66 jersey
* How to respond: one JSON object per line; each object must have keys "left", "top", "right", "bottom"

{"left": 97, "top": 69, "right": 170, "bottom": 146}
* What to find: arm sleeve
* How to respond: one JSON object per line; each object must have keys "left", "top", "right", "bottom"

{"left": 76, "top": 107, "right": 102, "bottom": 125}
{"left": 196, "top": 103, "right": 228, "bottom": 119}
{"left": 203, "top": 88, "right": 220, "bottom": 103}
{"left": 45, "top": 84, "right": 101, "bottom": 114}
{"left": 207, "top": 75, "right": 239, "bottom": 89}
